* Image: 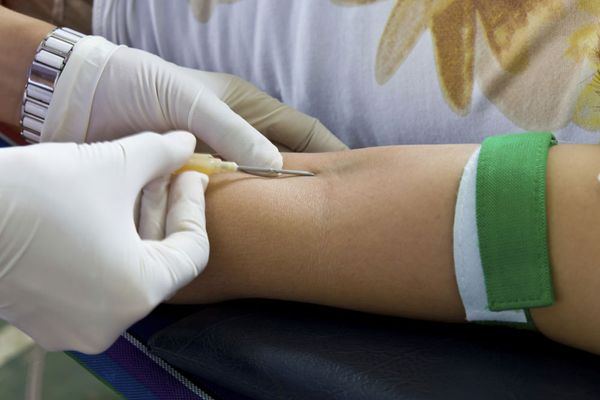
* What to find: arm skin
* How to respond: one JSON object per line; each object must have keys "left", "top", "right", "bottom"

{"left": 0, "top": 6, "right": 54, "bottom": 127}
{"left": 171, "top": 143, "right": 600, "bottom": 355}
{"left": 1, "top": 1, "right": 92, "bottom": 34}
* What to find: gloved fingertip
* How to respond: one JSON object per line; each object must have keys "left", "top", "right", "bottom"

{"left": 160, "top": 131, "right": 198, "bottom": 171}
{"left": 121, "top": 132, "right": 200, "bottom": 189}
{"left": 163, "top": 131, "right": 197, "bottom": 151}
{"left": 176, "top": 171, "right": 209, "bottom": 195}
{"left": 265, "top": 150, "right": 283, "bottom": 170}
{"left": 199, "top": 173, "right": 209, "bottom": 191}
{"left": 228, "top": 133, "right": 283, "bottom": 169}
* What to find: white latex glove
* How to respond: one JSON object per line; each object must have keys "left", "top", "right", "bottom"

{"left": 42, "top": 36, "right": 347, "bottom": 167}
{"left": 0, "top": 131, "right": 209, "bottom": 354}
{"left": 184, "top": 70, "right": 348, "bottom": 153}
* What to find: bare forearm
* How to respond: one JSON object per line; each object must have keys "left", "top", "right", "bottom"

{"left": 0, "top": 6, "right": 53, "bottom": 126}
{"left": 172, "top": 143, "right": 600, "bottom": 354}
{"left": 532, "top": 145, "right": 600, "bottom": 354}
{"left": 173, "top": 145, "right": 476, "bottom": 323}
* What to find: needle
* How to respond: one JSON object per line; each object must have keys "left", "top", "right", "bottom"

{"left": 176, "top": 153, "right": 315, "bottom": 177}
{"left": 236, "top": 165, "right": 315, "bottom": 177}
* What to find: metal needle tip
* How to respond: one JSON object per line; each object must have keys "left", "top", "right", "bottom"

{"left": 237, "top": 166, "right": 315, "bottom": 177}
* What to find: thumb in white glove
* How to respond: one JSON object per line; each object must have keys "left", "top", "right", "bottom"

{"left": 0, "top": 131, "right": 209, "bottom": 354}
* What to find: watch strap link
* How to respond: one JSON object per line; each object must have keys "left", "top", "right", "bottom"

{"left": 20, "top": 27, "right": 85, "bottom": 143}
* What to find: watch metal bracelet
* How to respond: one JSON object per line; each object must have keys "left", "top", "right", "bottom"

{"left": 20, "top": 27, "right": 85, "bottom": 144}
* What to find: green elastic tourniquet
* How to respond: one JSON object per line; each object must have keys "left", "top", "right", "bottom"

{"left": 476, "top": 132, "right": 556, "bottom": 311}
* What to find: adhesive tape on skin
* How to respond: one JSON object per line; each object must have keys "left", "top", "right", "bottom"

{"left": 453, "top": 147, "right": 527, "bottom": 323}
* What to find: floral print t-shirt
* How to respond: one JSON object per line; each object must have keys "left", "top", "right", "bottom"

{"left": 94, "top": 0, "right": 600, "bottom": 148}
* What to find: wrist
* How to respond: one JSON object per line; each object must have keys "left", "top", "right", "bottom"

{"left": 0, "top": 6, "right": 54, "bottom": 126}
{"left": 42, "top": 35, "right": 119, "bottom": 144}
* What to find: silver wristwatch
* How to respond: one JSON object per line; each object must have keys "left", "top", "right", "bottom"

{"left": 20, "top": 27, "right": 85, "bottom": 144}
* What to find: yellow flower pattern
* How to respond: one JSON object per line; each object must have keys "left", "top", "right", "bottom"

{"left": 188, "top": 0, "right": 240, "bottom": 23}
{"left": 336, "top": 0, "right": 600, "bottom": 131}
{"left": 572, "top": 0, "right": 600, "bottom": 130}
{"left": 190, "top": 0, "right": 600, "bottom": 132}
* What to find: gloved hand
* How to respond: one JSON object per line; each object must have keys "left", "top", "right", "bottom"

{"left": 0, "top": 131, "right": 209, "bottom": 354}
{"left": 43, "top": 36, "right": 347, "bottom": 167}
{"left": 185, "top": 70, "right": 348, "bottom": 153}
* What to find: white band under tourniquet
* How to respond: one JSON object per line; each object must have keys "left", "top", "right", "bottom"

{"left": 453, "top": 148, "right": 527, "bottom": 323}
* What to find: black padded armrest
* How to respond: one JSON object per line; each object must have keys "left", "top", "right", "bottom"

{"left": 149, "top": 300, "right": 600, "bottom": 400}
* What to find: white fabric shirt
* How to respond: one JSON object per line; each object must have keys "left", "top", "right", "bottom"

{"left": 93, "top": 0, "right": 600, "bottom": 148}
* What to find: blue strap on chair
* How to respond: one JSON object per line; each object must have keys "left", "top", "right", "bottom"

{"left": 67, "top": 306, "right": 217, "bottom": 400}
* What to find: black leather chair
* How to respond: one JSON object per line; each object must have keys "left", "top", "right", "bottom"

{"left": 149, "top": 300, "right": 600, "bottom": 400}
